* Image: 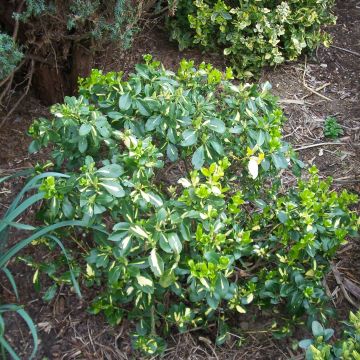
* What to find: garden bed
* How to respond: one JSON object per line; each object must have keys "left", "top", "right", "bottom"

{"left": 0, "top": 1, "right": 359, "bottom": 359}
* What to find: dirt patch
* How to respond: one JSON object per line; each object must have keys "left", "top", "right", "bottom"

{"left": 0, "top": 1, "right": 359, "bottom": 359}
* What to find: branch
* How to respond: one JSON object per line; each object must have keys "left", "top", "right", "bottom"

{"left": 0, "top": 60, "right": 35, "bottom": 128}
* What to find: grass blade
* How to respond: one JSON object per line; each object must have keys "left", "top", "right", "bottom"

{"left": 2, "top": 268, "right": 19, "bottom": 300}
{"left": 46, "top": 234, "right": 82, "bottom": 298}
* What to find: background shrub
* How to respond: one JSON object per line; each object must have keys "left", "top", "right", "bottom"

{"left": 0, "top": 32, "right": 23, "bottom": 81}
{"left": 168, "top": 0, "right": 336, "bottom": 77}
{"left": 26, "top": 57, "right": 358, "bottom": 355}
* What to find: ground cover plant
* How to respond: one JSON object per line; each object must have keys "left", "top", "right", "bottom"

{"left": 168, "top": 0, "right": 336, "bottom": 77}
{"left": 323, "top": 116, "right": 343, "bottom": 139}
{"left": 5, "top": 56, "right": 358, "bottom": 357}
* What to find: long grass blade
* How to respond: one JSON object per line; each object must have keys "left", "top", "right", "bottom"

{"left": 0, "top": 220, "right": 109, "bottom": 268}
{"left": 0, "top": 192, "right": 45, "bottom": 234}
{"left": 0, "top": 336, "right": 21, "bottom": 360}
{"left": 46, "top": 234, "right": 82, "bottom": 298}
{"left": 15, "top": 308, "right": 38, "bottom": 360}
{"left": 0, "top": 168, "right": 33, "bottom": 185}
{"left": 2, "top": 268, "right": 19, "bottom": 300}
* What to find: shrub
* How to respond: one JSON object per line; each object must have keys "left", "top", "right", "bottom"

{"left": 27, "top": 57, "right": 358, "bottom": 355}
{"left": 0, "top": 32, "right": 23, "bottom": 81}
{"left": 168, "top": 0, "right": 336, "bottom": 77}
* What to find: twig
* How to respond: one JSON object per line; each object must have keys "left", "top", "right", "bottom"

{"left": 331, "top": 45, "right": 360, "bottom": 57}
{"left": 302, "top": 82, "right": 331, "bottom": 100}
{"left": 278, "top": 99, "right": 305, "bottom": 105}
{"left": 0, "top": 60, "right": 35, "bottom": 127}
{"left": 331, "top": 264, "right": 359, "bottom": 309}
{"left": 302, "top": 58, "right": 332, "bottom": 101}
{"left": 294, "top": 142, "right": 345, "bottom": 151}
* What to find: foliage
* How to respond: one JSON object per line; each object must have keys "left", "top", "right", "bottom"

{"left": 323, "top": 116, "right": 343, "bottom": 139}
{"left": 27, "top": 57, "right": 358, "bottom": 355}
{"left": 0, "top": 32, "right": 23, "bottom": 81}
{"left": 12, "top": 0, "right": 169, "bottom": 50}
{"left": 168, "top": 0, "right": 336, "bottom": 77}
{"left": 0, "top": 171, "right": 89, "bottom": 359}
{"left": 299, "top": 310, "right": 360, "bottom": 359}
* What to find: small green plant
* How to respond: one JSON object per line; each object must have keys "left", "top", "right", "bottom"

{"left": 323, "top": 116, "right": 344, "bottom": 139}
{"left": 0, "top": 32, "right": 23, "bottom": 81}
{"left": 168, "top": 0, "right": 336, "bottom": 77}
{"left": 26, "top": 57, "right": 358, "bottom": 356}
{"left": 299, "top": 310, "right": 360, "bottom": 359}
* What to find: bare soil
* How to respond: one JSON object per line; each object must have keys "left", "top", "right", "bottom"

{"left": 0, "top": 1, "right": 359, "bottom": 359}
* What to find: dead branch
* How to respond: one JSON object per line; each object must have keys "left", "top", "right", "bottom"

{"left": 302, "top": 58, "right": 332, "bottom": 101}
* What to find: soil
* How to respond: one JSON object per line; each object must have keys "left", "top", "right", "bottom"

{"left": 0, "top": 1, "right": 359, "bottom": 359}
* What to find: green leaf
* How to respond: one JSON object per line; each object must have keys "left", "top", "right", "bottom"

{"left": 166, "top": 143, "right": 178, "bottom": 162}
{"left": 299, "top": 339, "right": 313, "bottom": 349}
{"left": 215, "top": 274, "right": 229, "bottom": 297}
{"left": 100, "top": 181, "right": 125, "bottom": 197}
{"left": 147, "top": 192, "right": 163, "bottom": 207}
{"left": 135, "top": 274, "right": 154, "bottom": 294}
{"left": 78, "top": 137, "right": 88, "bottom": 153}
{"left": 192, "top": 145, "right": 205, "bottom": 169}
{"left": 210, "top": 140, "right": 224, "bottom": 155}
{"left": 206, "top": 118, "right": 226, "bottom": 134}
{"left": 130, "top": 225, "right": 149, "bottom": 239}
{"left": 167, "top": 233, "right": 182, "bottom": 255}
{"left": 42, "top": 284, "right": 58, "bottom": 302}
{"left": 159, "top": 233, "right": 172, "bottom": 253}
{"left": 180, "top": 129, "right": 197, "bottom": 147}
{"left": 119, "top": 93, "right": 132, "bottom": 110}
{"left": 148, "top": 249, "right": 164, "bottom": 277}
{"left": 257, "top": 131, "right": 265, "bottom": 146}
{"left": 62, "top": 197, "right": 74, "bottom": 218}
{"left": 136, "top": 99, "right": 151, "bottom": 116}
{"left": 145, "top": 115, "right": 162, "bottom": 131}
{"left": 271, "top": 153, "right": 288, "bottom": 169}
{"left": 96, "top": 164, "right": 124, "bottom": 178}
{"left": 159, "top": 269, "right": 176, "bottom": 288}
{"left": 79, "top": 123, "right": 92, "bottom": 136}
{"left": 277, "top": 211, "right": 288, "bottom": 224}
{"left": 206, "top": 294, "right": 220, "bottom": 309}
{"left": 311, "top": 321, "right": 324, "bottom": 337}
